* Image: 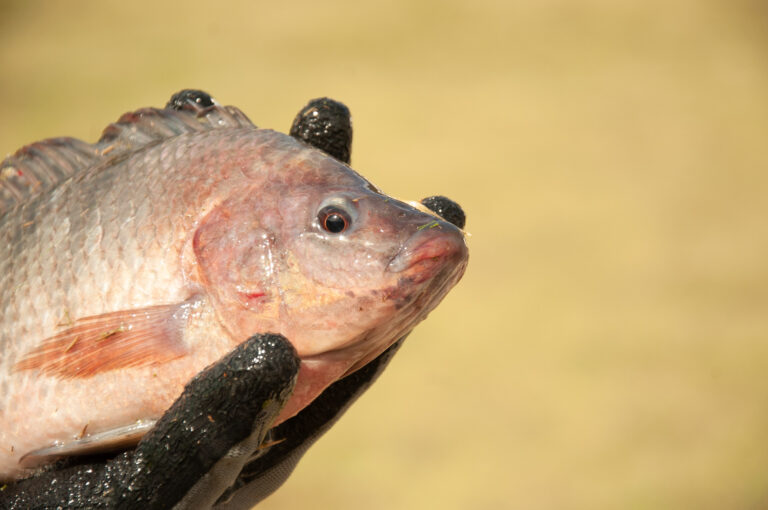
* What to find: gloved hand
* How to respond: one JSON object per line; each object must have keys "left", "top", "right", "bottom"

{"left": 0, "top": 91, "right": 465, "bottom": 509}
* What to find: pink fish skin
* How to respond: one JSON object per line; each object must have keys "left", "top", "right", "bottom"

{"left": 0, "top": 105, "right": 468, "bottom": 481}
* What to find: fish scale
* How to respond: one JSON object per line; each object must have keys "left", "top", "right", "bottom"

{"left": 0, "top": 103, "right": 468, "bottom": 480}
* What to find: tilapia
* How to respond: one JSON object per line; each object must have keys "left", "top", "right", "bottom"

{"left": 0, "top": 98, "right": 468, "bottom": 481}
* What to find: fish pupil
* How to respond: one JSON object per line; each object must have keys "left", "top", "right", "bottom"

{"left": 324, "top": 213, "right": 347, "bottom": 233}
{"left": 318, "top": 204, "right": 352, "bottom": 234}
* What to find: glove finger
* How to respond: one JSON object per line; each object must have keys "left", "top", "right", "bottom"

{"left": 122, "top": 333, "right": 300, "bottom": 510}
{"left": 214, "top": 337, "right": 404, "bottom": 509}
{"left": 289, "top": 98, "right": 352, "bottom": 164}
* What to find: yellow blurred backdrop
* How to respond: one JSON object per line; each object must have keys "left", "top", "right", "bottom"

{"left": 2, "top": 1, "right": 767, "bottom": 508}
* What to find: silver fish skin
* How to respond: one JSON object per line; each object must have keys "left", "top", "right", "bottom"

{"left": 0, "top": 104, "right": 468, "bottom": 480}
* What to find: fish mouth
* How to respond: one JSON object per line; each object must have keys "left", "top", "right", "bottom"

{"left": 386, "top": 224, "right": 468, "bottom": 284}
{"left": 271, "top": 225, "right": 468, "bottom": 427}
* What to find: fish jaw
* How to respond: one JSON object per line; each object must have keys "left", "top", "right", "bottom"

{"left": 268, "top": 220, "right": 469, "bottom": 425}
{"left": 342, "top": 224, "right": 469, "bottom": 375}
{"left": 386, "top": 224, "right": 470, "bottom": 285}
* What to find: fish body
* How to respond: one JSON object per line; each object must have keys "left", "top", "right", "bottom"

{"left": 0, "top": 104, "right": 468, "bottom": 480}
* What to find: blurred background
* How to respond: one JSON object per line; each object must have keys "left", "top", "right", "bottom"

{"left": 2, "top": 1, "right": 767, "bottom": 508}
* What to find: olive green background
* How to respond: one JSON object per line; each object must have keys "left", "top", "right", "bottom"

{"left": 2, "top": 1, "right": 767, "bottom": 508}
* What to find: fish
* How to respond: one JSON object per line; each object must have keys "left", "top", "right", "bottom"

{"left": 0, "top": 99, "right": 468, "bottom": 481}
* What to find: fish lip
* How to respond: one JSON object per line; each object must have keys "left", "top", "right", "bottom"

{"left": 386, "top": 225, "right": 467, "bottom": 279}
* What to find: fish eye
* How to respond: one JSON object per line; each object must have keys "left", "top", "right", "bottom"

{"left": 318, "top": 206, "right": 351, "bottom": 234}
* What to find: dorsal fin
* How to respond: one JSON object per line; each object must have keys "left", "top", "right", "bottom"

{"left": 1, "top": 138, "right": 101, "bottom": 216}
{"left": 95, "top": 104, "right": 255, "bottom": 156}
{"left": 0, "top": 101, "right": 255, "bottom": 217}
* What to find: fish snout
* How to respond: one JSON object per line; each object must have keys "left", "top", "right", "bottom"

{"left": 386, "top": 223, "right": 468, "bottom": 283}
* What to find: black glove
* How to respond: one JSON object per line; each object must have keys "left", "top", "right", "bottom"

{"left": 0, "top": 91, "right": 465, "bottom": 509}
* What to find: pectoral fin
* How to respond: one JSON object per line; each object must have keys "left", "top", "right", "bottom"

{"left": 14, "top": 301, "right": 195, "bottom": 378}
{"left": 19, "top": 420, "right": 157, "bottom": 465}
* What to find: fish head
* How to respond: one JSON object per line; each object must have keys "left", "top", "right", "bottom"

{"left": 192, "top": 133, "right": 468, "bottom": 420}
{"left": 273, "top": 183, "right": 469, "bottom": 363}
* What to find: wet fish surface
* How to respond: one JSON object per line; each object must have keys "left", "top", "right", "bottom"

{"left": 0, "top": 98, "right": 468, "bottom": 480}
